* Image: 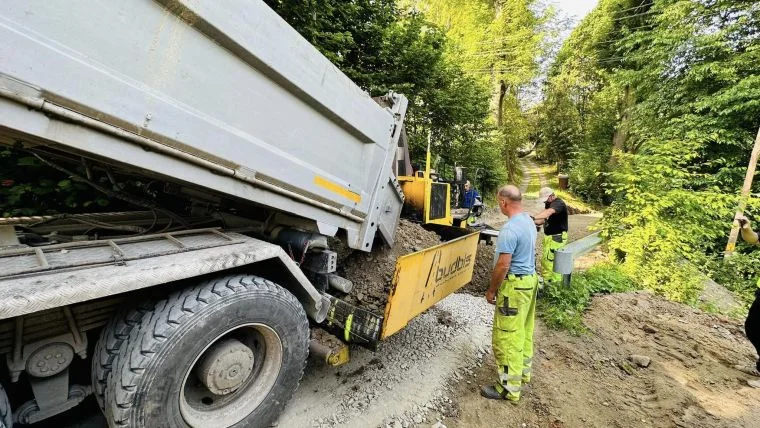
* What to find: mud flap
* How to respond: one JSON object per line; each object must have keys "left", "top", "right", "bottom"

{"left": 381, "top": 231, "right": 480, "bottom": 339}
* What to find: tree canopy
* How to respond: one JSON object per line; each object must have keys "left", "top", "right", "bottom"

{"left": 265, "top": 0, "right": 551, "bottom": 189}
{"left": 533, "top": 0, "right": 760, "bottom": 303}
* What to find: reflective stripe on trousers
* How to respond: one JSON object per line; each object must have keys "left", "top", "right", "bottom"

{"left": 492, "top": 273, "right": 539, "bottom": 401}
{"left": 523, "top": 357, "right": 533, "bottom": 382}
{"left": 541, "top": 232, "right": 568, "bottom": 284}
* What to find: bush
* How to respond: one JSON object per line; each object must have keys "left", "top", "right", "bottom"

{"left": 568, "top": 151, "right": 610, "bottom": 205}
{"left": 707, "top": 251, "right": 760, "bottom": 307}
{"left": 600, "top": 146, "right": 742, "bottom": 306}
{"left": 539, "top": 263, "right": 636, "bottom": 334}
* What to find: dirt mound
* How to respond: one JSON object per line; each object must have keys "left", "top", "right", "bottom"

{"left": 447, "top": 291, "right": 760, "bottom": 428}
{"left": 339, "top": 220, "right": 440, "bottom": 312}
{"left": 567, "top": 204, "right": 593, "bottom": 215}
{"left": 462, "top": 243, "right": 494, "bottom": 296}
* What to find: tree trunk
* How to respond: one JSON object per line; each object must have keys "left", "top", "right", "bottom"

{"left": 609, "top": 85, "right": 634, "bottom": 166}
{"left": 495, "top": 80, "right": 506, "bottom": 127}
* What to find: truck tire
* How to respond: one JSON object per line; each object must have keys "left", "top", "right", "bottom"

{"left": 104, "top": 275, "right": 309, "bottom": 428}
{"left": 0, "top": 383, "right": 11, "bottom": 428}
{"left": 91, "top": 300, "right": 155, "bottom": 411}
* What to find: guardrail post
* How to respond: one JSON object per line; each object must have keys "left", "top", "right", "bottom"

{"left": 553, "top": 231, "right": 603, "bottom": 286}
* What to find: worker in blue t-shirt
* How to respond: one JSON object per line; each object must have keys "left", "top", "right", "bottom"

{"left": 481, "top": 184, "right": 538, "bottom": 402}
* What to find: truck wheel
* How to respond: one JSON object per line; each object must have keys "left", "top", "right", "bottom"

{"left": 105, "top": 275, "right": 309, "bottom": 428}
{"left": 91, "top": 300, "right": 155, "bottom": 411}
{"left": 0, "top": 383, "right": 11, "bottom": 428}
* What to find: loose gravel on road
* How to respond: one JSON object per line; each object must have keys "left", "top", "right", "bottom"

{"left": 277, "top": 293, "right": 494, "bottom": 428}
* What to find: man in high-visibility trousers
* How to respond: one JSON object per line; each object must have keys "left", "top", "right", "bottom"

{"left": 482, "top": 185, "right": 538, "bottom": 401}
{"left": 533, "top": 187, "right": 568, "bottom": 286}
{"left": 735, "top": 215, "right": 760, "bottom": 388}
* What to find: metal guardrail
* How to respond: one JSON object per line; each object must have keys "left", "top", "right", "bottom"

{"left": 553, "top": 231, "right": 603, "bottom": 285}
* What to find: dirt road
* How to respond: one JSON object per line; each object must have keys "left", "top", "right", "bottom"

{"left": 447, "top": 292, "right": 760, "bottom": 428}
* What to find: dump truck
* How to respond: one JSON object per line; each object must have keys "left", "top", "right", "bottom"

{"left": 0, "top": 1, "right": 480, "bottom": 427}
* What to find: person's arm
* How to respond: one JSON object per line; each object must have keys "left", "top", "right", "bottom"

{"left": 487, "top": 228, "right": 515, "bottom": 304}
{"left": 738, "top": 215, "right": 760, "bottom": 244}
{"left": 533, "top": 208, "right": 555, "bottom": 224}
{"left": 486, "top": 253, "right": 512, "bottom": 305}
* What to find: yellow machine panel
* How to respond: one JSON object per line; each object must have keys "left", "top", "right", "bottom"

{"left": 381, "top": 231, "right": 480, "bottom": 339}
{"left": 398, "top": 174, "right": 453, "bottom": 226}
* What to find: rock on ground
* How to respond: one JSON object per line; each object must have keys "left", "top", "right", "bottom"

{"left": 277, "top": 293, "right": 494, "bottom": 428}
{"left": 447, "top": 292, "right": 760, "bottom": 428}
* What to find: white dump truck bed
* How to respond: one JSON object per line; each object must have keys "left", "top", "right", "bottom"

{"left": 0, "top": 0, "right": 407, "bottom": 250}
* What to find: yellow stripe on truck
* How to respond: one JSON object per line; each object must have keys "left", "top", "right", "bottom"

{"left": 314, "top": 176, "right": 361, "bottom": 203}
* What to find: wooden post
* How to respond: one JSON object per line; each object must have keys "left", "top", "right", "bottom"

{"left": 725, "top": 126, "right": 760, "bottom": 258}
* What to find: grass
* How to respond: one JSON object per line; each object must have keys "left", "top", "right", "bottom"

{"left": 513, "top": 162, "right": 525, "bottom": 187}
{"left": 554, "top": 189, "right": 598, "bottom": 213}
{"left": 697, "top": 301, "right": 722, "bottom": 315}
{"left": 538, "top": 263, "right": 637, "bottom": 334}
{"left": 525, "top": 173, "right": 541, "bottom": 199}
{"left": 532, "top": 160, "right": 601, "bottom": 213}
{"left": 538, "top": 162, "right": 557, "bottom": 179}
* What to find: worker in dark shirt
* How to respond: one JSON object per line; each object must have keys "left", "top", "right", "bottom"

{"left": 532, "top": 187, "right": 568, "bottom": 285}
{"left": 735, "top": 215, "right": 760, "bottom": 387}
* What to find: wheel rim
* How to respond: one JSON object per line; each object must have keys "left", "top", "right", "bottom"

{"left": 179, "top": 323, "right": 283, "bottom": 427}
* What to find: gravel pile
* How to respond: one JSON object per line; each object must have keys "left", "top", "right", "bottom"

{"left": 339, "top": 220, "right": 441, "bottom": 312}
{"left": 462, "top": 243, "right": 494, "bottom": 296}
{"left": 277, "top": 293, "right": 494, "bottom": 428}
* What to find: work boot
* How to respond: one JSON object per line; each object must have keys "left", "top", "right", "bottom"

{"left": 480, "top": 385, "right": 504, "bottom": 400}
{"left": 480, "top": 385, "right": 519, "bottom": 403}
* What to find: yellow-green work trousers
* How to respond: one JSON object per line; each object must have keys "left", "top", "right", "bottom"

{"left": 541, "top": 232, "right": 568, "bottom": 284}
{"left": 492, "top": 273, "right": 539, "bottom": 401}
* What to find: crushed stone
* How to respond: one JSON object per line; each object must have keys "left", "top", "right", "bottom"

{"left": 277, "top": 293, "right": 494, "bottom": 427}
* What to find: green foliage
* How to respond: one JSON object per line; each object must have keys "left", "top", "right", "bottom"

{"left": 532, "top": 0, "right": 642, "bottom": 202}
{"left": 539, "top": 263, "right": 637, "bottom": 334}
{"left": 0, "top": 148, "right": 116, "bottom": 216}
{"left": 534, "top": 0, "right": 760, "bottom": 304}
{"left": 599, "top": 0, "right": 760, "bottom": 303}
{"left": 409, "top": 0, "right": 554, "bottom": 185}
{"left": 707, "top": 251, "right": 760, "bottom": 307}
{"left": 600, "top": 144, "right": 742, "bottom": 303}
